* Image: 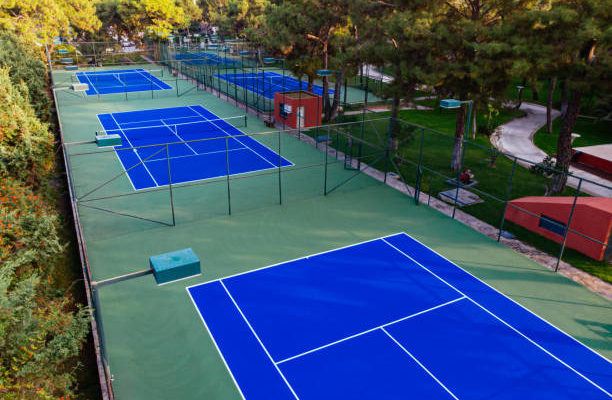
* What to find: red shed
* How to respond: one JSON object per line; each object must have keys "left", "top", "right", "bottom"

{"left": 505, "top": 196, "right": 612, "bottom": 261}
{"left": 274, "top": 91, "right": 322, "bottom": 129}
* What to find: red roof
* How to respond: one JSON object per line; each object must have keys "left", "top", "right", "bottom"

{"left": 509, "top": 197, "right": 612, "bottom": 214}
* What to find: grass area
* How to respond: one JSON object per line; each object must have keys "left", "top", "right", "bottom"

{"left": 317, "top": 106, "right": 611, "bottom": 283}
{"left": 533, "top": 117, "right": 612, "bottom": 155}
{"left": 505, "top": 78, "right": 603, "bottom": 116}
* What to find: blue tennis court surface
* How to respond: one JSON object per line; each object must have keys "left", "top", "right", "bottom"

{"left": 75, "top": 69, "right": 172, "bottom": 95}
{"left": 215, "top": 71, "right": 334, "bottom": 99}
{"left": 174, "top": 52, "right": 238, "bottom": 66}
{"left": 97, "top": 105, "right": 292, "bottom": 190}
{"left": 187, "top": 233, "right": 612, "bottom": 400}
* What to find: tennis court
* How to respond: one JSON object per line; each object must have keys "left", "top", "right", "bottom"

{"left": 75, "top": 69, "right": 172, "bottom": 95}
{"left": 97, "top": 105, "right": 293, "bottom": 190}
{"left": 174, "top": 52, "right": 238, "bottom": 65}
{"left": 188, "top": 232, "right": 612, "bottom": 400}
{"left": 215, "top": 71, "right": 334, "bottom": 99}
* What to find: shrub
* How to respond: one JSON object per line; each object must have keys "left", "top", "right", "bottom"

{"left": 0, "top": 67, "right": 54, "bottom": 187}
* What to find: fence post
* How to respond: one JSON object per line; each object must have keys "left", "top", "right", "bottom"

{"left": 166, "top": 144, "right": 176, "bottom": 226}
{"left": 555, "top": 177, "right": 582, "bottom": 271}
{"left": 278, "top": 131, "right": 282, "bottom": 205}
{"left": 414, "top": 128, "right": 426, "bottom": 205}
{"left": 497, "top": 156, "right": 517, "bottom": 241}
{"left": 384, "top": 117, "right": 392, "bottom": 184}
{"left": 451, "top": 137, "right": 467, "bottom": 220}
{"left": 225, "top": 137, "right": 232, "bottom": 215}
{"left": 324, "top": 126, "right": 330, "bottom": 195}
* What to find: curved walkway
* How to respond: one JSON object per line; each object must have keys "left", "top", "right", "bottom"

{"left": 494, "top": 103, "right": 611, "bottom": 197}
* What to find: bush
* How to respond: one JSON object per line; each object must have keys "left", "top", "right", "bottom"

{"left": 0, "top": 176, "right": 89, "bottom": 400}
{"left": 0, "top": 67, "right": 54, "bottom": 187}
{"left": 0, "top": 32, "right": 51, "bottom": 123}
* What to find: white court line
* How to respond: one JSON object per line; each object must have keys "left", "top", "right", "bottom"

{"left": 109, "top": 114, "right": 160, "bottom": 187}
{"left": 275, "top": 296, "right": 466, "bottom": 365}
{"left": 381, "top": 328, "right": 460, "bottom": 400}
{"left": 220, "top": 281, "right": 301, "bottom": 400}
{"left": 185, "top": 233, "right": 406, "bottom": 290}
{"left": 381, "top": 238, "right": 612, "bottom": 397}
{"left": 394, "top": 234, "right": 612, "bottom": 367}
{"left": 188, "top": 106, "right": 277, "bottom": 169}
{"left": 160, "top": 119, "right": 198, "bottom": 155}
{"left": 189, "top": 105, "right": 295, "bottom": 168}
{"left": 185, "top": 288, "right": 247, "bottom": 400}
{"left": 80, "top": 73, "right": 99, "bottom": 95}
{"left": 95, "top": 114, "right": 137, "bottom": 191}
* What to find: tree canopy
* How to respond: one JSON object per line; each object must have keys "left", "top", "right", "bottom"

{"left": 0, "top": 0, "right": 101, "bottom": 43}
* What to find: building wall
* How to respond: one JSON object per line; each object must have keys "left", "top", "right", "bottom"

{"left": 274, "top": 92, "right": 321, "bottom": 129}
{"left": 505, "top": 198, "right": 612, "bottom": 261}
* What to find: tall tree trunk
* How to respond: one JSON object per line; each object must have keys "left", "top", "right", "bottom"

{"left": 531, "top": 82, "right": 539, "bottom": 101}
{"left": 389, "top": 93, "right": 401, "bottom": 150}
{"left": 321, "top": 42, "right": 331, "bottom": 121}
{"left": 329, "top": 73, "right": 342, "bottom": 121}
{"left": 560, "top": 79, "right": 568, "bottom": 117}
{"left": 307, "top": 75, "right": 314, "bottom": 92}
{"left": 451, "top": 105, "right": 467, "bottom": 171}
{"left": 551, "top": 90, "right": 582, "bottom": 193}
{"left": 471, "top": 111, "right": 477, "bottom": 140}
{"left": 546, "top": 77, "right": 557, "bottom": 134}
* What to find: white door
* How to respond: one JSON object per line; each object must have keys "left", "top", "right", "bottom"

{"left": 297, "top": 106, "right": 305, "bottom": 128}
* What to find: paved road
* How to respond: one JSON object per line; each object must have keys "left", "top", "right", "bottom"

{"left": 494, "top": 103, "right": 611, "bottom": 197}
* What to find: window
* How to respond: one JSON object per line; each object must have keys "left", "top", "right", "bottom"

{"left": 539, "top": 215, "right": 566, "bottom": 236}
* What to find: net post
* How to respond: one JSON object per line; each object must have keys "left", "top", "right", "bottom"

{"left": 278, "top": 131, "right": 282, "bottom": 205}
{"left": 225, "top": 137, "right": 232, "bottom": 215}
{"left": 497, "top": 156, "right": 517, "bottom": 241}
{"left": 151, "top": 76, "right": 154, "bottom": 99}
{"left": 555, "top": 177, "right": 582, "bottom": 272}
{"left": 166, "top": 144, "right": 176, "bottom": 226}
{"left": 244, "top": 115, "right": 248, "bottom": 128}
{"left": 176, "top": 77, "right": 179, "bottom": 97}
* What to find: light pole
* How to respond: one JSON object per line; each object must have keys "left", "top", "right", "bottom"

{"left": 440, "top": 98, "right": 473, "bottom": 141}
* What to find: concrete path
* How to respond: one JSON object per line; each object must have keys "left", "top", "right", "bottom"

{"left": 494, "top": 103, "right": 611, "bottom": 197}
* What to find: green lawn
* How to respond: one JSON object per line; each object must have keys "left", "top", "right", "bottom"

{"left": 534, "top": 117, "right": 612, "bottom": 156}
{"left": 505, "top": 78, "right": 604, "bottom": 116}
{"left": 317, "top": 107, "right": 611, "bottom": 283}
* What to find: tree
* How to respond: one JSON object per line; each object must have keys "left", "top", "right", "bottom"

{"left": 508, "top": 0, "right": 611, "bottom": 192}
{"left": 0, "top": 176, "right": 89, "bottom": 399}
{"left": 262, "top": 0, "right": 353, "bottom": 121}
{"left": 351, "top": 0, "right": 434, "bottom": 137}
{"left": 116, "top": 0, "right": 190, "bottom": 39}
{"left": 0, "top": 32, "right": 51, "bottom": 123}
{"left": 431, "top": 0, "right": 522, "bottom": 171}
{"left": 0, "top": 0, "right": 101, "bottom": 44}
{"left": 0, "top": 68, "right": 54, "bottom": 187}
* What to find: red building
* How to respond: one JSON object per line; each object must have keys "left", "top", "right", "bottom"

{"left": 274, "top": 91, "right": 322, "bottom": 129}
{"left": 505, "top": 196, "right": 612, "bottom": 261}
